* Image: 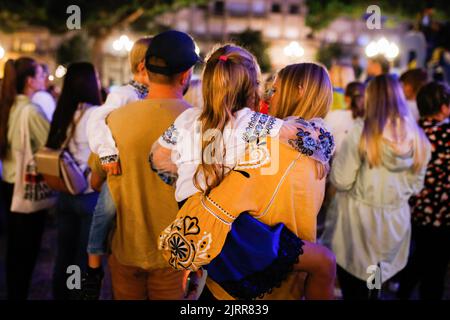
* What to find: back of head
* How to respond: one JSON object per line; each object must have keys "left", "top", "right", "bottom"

{"left": 364, "top": 75, "right": 409, "bottom": 127}
{"left": 47, "top": 62, "right": 101, "bottom": 149}
{"left": 129, "top": 37, "right": 152, "bottom": 74}
{"left": 145, "top": 30, "right": 200, "bottom": 85}
{"left": 399, "top": 68, "right": 428, "bottom": 98}
{"left": 360, "top": 75, "right": 429, "bottom": 172}
{"left": 416, "top": 81, "right": 450, "bottom": 118}
{"left": 194, "top": 43, "right": 261, "bottom": 194}
{"left": 368, "top": 55, "right": 390, "bottom": 75}
{"left": 345, "top": 81, "right": 366, "bottom": 119}
{"left": 201, "top": 44, "right": 260, "bottom": 126}
{"left": 273, "top": 63, "right": 332, "bottom": 119}
{"left": 0, "top": 57, "right": 38, "bottom": 159}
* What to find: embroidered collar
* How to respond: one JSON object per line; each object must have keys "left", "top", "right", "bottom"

{"left": 286, "top": 117, "right": 336, "bottom": 165}
{"left": 128, "top": 80, "right": 149, "bottom": 99}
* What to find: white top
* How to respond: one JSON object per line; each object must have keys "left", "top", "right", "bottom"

{"left": 406, "top": 100, "right": 420, "bottom": 121}
{"left": 86, "top": 84, "right": 142, "bottom": 159}
{"left": 2, "top": 95, "right": 49, "bottom": 183}
{"left": 31, "top": 91, "right": 56, "bottom": 122}
{"left": 324, "top": 110, "right": 358, "bottom": 154}
{"left": 320, "top": 120, "right": 431, "bottom": 282}
{"left": 69, "top": 105, "right": 98, "bottom": 193}
{"left": 157, "top": 107, "right": 283, "bottom": 202}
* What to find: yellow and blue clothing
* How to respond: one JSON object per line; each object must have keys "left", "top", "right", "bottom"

{"left": 331, "top": 87, "right": 346, "bottom": 111}
{"left": 159, "top": 119, "right": 335, "bottom": 299}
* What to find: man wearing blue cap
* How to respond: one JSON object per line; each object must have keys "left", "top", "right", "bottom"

{"left": 88, "top": 30, "right": 201, "bottom": 300}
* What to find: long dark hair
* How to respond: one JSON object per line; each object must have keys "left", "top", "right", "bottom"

{"left": 46, "top": 62, "right": 101, "bottom": 149}
{"left": 345, "top": 81, "right": 365, "bottom": 119}
{"left": 0, "top": 57, "right": 38, "bottom": 159}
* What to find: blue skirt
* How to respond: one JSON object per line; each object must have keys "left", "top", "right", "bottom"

{"left": 204, "top": 213, "right": 304, "bottom": 300}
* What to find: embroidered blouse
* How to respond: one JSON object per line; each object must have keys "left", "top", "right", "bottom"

{"left": 86, "top": 80, "right": 149, "bottom": 163}
{"left": 151, "top": 107, "right": 283, "bottom": 202}
{"left": 158, "top": 120, "right": 335, "bottom": 299}
{"left": 150, "top": 108, "right": 333, "bottom": 202}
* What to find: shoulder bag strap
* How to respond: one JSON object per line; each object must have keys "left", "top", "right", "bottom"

{"left": 60, "top": 103, "right": 88, "bottom": 150}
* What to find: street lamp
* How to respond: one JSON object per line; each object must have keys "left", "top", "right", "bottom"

{"left": 0, "top": 45, "right": 5, "bottom": 59}
{"left": 385, "top": 42, "right": 400, "bottom": 60}
{"left": 112, "top": 34, "right": 134, "bottom": 84}
{"left": 55, "top": 65, "right": 67, "bottom": 78}
{"left": 284, "top": 41, "right": 304, "bottom": 62}
{"left": 365, "top": 37, "right": 399, "bottom": 60}
{"left": 113, "top": 35, "right": 134, "bottom": 53}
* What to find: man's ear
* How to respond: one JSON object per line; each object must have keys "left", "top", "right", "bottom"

{"left": 26, "top": 76, "right": 34, "bottom": 89}
{"left": 179, "top": 68, "right": 192, "bottom": 86}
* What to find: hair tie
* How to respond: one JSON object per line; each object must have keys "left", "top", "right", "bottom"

{"left": 219, "top": 55, "right": 228, "bottom": 62}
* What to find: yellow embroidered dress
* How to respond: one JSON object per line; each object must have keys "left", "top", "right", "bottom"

{"left": 158, "top": 118, "right": 335, "bottom": 299}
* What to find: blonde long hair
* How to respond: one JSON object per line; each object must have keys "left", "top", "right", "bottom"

{"left": 193, "top": 44, "right": 260, "bottom": 194}
{"left": 359, "top": 75, "right": 429, "bottom": 173}
{"left": 271, "top": 63, "right": 333, "bottom": 179}
{"left": 271, "top": 63, "right": 332, "bottom": 120}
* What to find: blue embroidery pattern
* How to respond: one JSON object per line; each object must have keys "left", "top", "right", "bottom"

{"left": 288, "top": 118, "right": 335, "bottom": 163}
{"left": 289, "top": 128, "right": 315, "bottom": 156}
{"left": 317, "top": 127, "right": 334, "bottom": 162}
{"left": 161, "top": 124, "right": 178, "bottom": 145}
{"left": 243, "top": 112, "right": 277, "bottom": 142}
{"left": 148, "top": 153, "right": 178, "bottom": 185}
{"left": 129, "top": 80, "right": 149, "bottom": 100}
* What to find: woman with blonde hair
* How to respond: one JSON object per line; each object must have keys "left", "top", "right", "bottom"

{"left": 321, "top": 75, "right": 431, "bottom": 300}
{"left": 153, "top": 55, "right": 337, "bottom": 300}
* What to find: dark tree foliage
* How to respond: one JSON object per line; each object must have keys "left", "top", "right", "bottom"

{"left": 305, "top": 0, "right": 450, "bottom": 31}
{"left": 230, "top": 29, "right": 272, "bottom": 73}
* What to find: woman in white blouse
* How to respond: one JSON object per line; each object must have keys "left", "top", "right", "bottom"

{"left": 321, "top": 75, "right": 431, "bottom": 300}
{"left": 45, "top": 62, "right": 102, "bottom": 300}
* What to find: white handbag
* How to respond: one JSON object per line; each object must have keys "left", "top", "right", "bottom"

{"left": 11, "top": 106, "right": 57, "bottom": 213}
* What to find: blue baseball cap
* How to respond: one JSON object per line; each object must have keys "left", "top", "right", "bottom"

{"left": 145, "top": 30, "right": 201, "bottom": 76}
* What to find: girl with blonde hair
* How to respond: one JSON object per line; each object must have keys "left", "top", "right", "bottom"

{"left": 321, "top": 75, "right": 431, "bottom": 300}
{"left": 153, "top": 51, "right": 337, "bottom": 300}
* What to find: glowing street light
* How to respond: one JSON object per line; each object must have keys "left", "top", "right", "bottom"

{"left": 113, "top": 34, "right": 134, "bottom": 53}
{"left": 376, "top": 37, "right": 390, "bottom": 54}
{"left": 55, "top": 65, "right": 67, "bottom": 78}
{"left": 365, "top": 41, "right": 379, "bottom": 57}
{"left": 365, "top": 37, "right": 400, "bottom": 60}
{"left": 0, "top": 45, "right": 5, "bottom": 59}
{"left": 385, "top": 42, "right": 400, "bottom": 59}
{"left": 284, "top": 41, "right": 305, "bottom": 60}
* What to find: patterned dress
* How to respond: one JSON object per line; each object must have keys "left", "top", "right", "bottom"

{"left": 409, "top": 117, "right": 450, "bottom": 228}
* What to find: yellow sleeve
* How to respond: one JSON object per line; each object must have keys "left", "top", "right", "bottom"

{"left": 159, "top": 148, "right": 272, "bottom": 271}
{"left": 88, "top": 153, "right": 106, "bottom": 180}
